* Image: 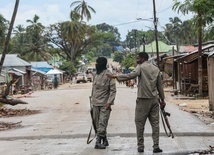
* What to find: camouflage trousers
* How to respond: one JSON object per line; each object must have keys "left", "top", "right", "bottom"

{"left": 135, "top": 98, "right": 160, "bottom": 149}
{"left": 93, "top": 106, "right": 111, "bottom": 137}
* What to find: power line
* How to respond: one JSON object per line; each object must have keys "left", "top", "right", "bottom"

{"left": 113, "top": 21, "right": 141, "bottom": 27}
{"left": 135, "top": 0, "right": 140, "bottom": 19}
{"left": 113, "top": 18, "right": 153, "bottom": 27}
{"left": 158, "top": 0, "right": 164, "bottom": 12}
{"left": 145, "top": 0, "right": 150, "bottom": 19}
{"left": 157, "top": 4, "right": 173, "bottom": 13}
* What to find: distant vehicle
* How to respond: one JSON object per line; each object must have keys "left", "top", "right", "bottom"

{"left": 86, "top": 73, "right": 93, "bottom": 82}
{"left": 86, "top": 67, "right": 96, "bottom": 74}
{"left": 76, "top": 73, "right": 87, "bottom": 83}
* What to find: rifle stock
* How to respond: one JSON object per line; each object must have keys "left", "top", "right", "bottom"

{"left": 161, "top": 108, "right": 174, "bottom": 138}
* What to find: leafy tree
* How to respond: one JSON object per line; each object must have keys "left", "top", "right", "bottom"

{"left": 126, "top": 30, "right": 139, "bottom": 50}
{"left": 95, "top": 31, "right": 120, "bottom": 57}
{"left": 0, "top": 14, "right": 9, "bottom": 52}
{"left": 96, "top": 23, "right": 121, "bottom": 41}
{"left": 95, "top": 23, "right": 121, "bottom": 56}
{"left": 84, "top": 51, "right": 95, "bottom": 62}
{"left": 113, "top": 51, "right": 124, "bottom": 64}
{"left": 44, "top": 19, "right": 103, "bottom": 74}
{"left": 121, "top": 53, "right": 136, "bottom": 69}
{"left": 125, "top": 29, "right": 166, "bottom": 51}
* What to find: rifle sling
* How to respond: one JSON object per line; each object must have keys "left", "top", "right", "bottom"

{"left": 160, "top": 109, "right": 174, "bottom": 138}
{"left": 161, "top": 110, "right": 171, "bottom": 137}
{"left": 87, "top": 96, "right": 97, "bottom": 144}
{"left": 87, "top": 125, "right": 96, "bottom": 144}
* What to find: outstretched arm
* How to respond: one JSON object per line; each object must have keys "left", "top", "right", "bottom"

{"left": 106, "top": 65, "right": 141, "bottom": 81}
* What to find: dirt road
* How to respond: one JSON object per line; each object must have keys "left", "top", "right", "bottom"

{"left": 0, "top": 82, "right": 213, "bottom": 155}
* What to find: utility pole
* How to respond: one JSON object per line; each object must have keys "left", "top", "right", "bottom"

{"left": 134, "top": 29, "right": 137, "bottom": 52}
{"left": 142, "top": 35, "right": 145, "bottom": 52}
{"left": 153, "top": 0, "right": 159, "bottom": 68}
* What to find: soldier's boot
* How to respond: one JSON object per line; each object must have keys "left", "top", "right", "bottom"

{"left": 102, "top": 136, "right": 109, "bottom": 146}
{"left": 94, "top": 136, "right": 106, "bottom": 149}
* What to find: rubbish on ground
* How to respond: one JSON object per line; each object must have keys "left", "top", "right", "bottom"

{"left": 178, "top": 103, "right": 188, "bottom": 107}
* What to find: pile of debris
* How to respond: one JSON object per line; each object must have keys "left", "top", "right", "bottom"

{"left": 0, "top": 107, "right": 40, "bottom": 117}
{"left": 188, "top": 146, "right": 214, "bottom": 155}
{"left": 195, "top": 111, "right": 214, "bottom": 125}
{"left": 177, "top": 103, "right": 214, "bottom": 125}
{"left": 0, "top": 121, "right": 22, "bottom": 131}
{"left": 0, "top": 107, "right": 40, "bottom": 130}
{"left": 199, "top": 111, "right": 214, "bottom": 119}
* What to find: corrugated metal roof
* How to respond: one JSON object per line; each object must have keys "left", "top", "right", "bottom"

{"left": 175, "top": 44, "right": 214, "bottom": 62}
{"left": 8, "top": 70, "right": 23, "bottom": 76}
{"left": 31, "top": 68, "right": 46, "bottom": 75}
{"left": 179, "top": 46, "right": 198, "bottom": 53}
{"left": 140, "top": 41, "right": 172, "bottom": 53}
{"left": 12, "top": 68, "right": 26, "bottom": 74}
{"left": 0, "top": 54, "right": 30, "bottom": 67}
{"left": 46, "top": 69, "right": 63, "bottom": 75}
{"left": 208, "top": 51, "right": 214, "bottom": 57}
{"left": 31, "top": 61, "right": 53, "bottom": 68}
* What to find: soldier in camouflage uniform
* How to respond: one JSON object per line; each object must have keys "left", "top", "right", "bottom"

{"left": 107, "top": 52, "right": 166, "bottom": 153}
{"left": 91, "top": 57, "right": 116, "bottom": 149}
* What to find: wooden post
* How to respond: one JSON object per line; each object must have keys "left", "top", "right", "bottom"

{"left": 172, "top": 46, "right": 175, "bottom": 89}
{"left": 198, "top": 12, "right": 203, "bottom": 96}
{"left": 153, "top": 0, "right": 159, "bottom": 68}
{"left": 208, "top": 57, "right": 214, "bottom": 111}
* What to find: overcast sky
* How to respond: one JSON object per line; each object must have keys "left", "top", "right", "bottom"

{"left": 0, "top": 0, "right": 193, "bottom": 40}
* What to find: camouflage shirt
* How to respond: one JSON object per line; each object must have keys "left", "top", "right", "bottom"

{"left": 91, "top": 69, "right": 116, "bottom": 106}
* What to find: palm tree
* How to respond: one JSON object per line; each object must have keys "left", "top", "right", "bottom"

{"left": 26, "top": 15, "right": 44, "bottom": 46}
{"left": 14, "top": 24, "right": 25, "bottom": 33}
{"left": 165, "top": 17, "right": 182, "bottom": 49}
{"left": 173, "top": 0, "right": 213, "bottom": 96}
{"left": 61, "top": 11, "right": 87, "bottom": 74}
{"left": 24, "top": 15, "right": 51, "bottom": 61}
{"left": 70, "top": 0, "right": 96, "bottom": 21}
{"left": 13, "top": 25, "right": 26, "bottom": 44}
{"left": 180, "top": 20, "right": 197, "bottom": 44}
{"left": 0, "top": 0, "right": 27, "bottom": 105}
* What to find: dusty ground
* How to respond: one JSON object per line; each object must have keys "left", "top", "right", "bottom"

{"left": 0, "top": 107, "right": 40, "bottom": 130}
{"left": 0, "top": 82, "right": 213, "bottom": 155}
{"left": 0, "top": 83, "right": 213, "bottom": 131}
{"left": 164, "top": 87, "right": 214, "bottom": 125}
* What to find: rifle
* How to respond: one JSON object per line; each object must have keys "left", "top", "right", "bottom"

{"left": 160, "top": 108, "right": 174, "bottom": 138}
{"left": 87, "top": 96, "right": 97, "bottom": 144}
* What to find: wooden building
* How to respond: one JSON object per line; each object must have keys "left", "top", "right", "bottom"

{"left": 173, "top": 44, "right": 214, "bottom": 97}
{"left": 0, "top": 54, "right": 32, "bottom": 94}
